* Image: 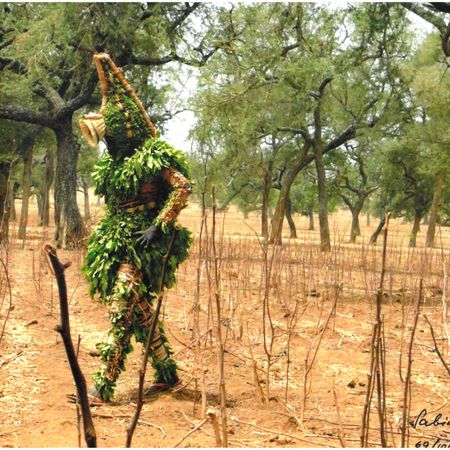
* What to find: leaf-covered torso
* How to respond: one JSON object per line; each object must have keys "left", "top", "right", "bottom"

{"left": 84, "top": 137, "right": 192, "bottom": 302}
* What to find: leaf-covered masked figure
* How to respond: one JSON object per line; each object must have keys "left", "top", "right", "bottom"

{"left": 79, "top": 53, "right": 192, "bottom": 403}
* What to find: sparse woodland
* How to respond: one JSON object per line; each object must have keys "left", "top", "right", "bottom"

{"left": 1, "top": 2, "right": 450, "bottom": 448}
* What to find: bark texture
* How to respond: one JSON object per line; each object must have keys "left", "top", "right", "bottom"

{"left": 18, "top": 147, "right": 33, "bottom": 240}
{"left": 409, "top": 212, "right": 422, "bottom": 248}
{"left": 285, "top": 195, "right": 297, "bottom": 239}
{"left": 425, "top": 172, "right": 444, "bottom": 248}
{"left": 54, "top": 118, "right": 85, "bottom": 248}
{"left": 314, "top": 143, "right": 331, "bottom": 251}
{"left": 0, "top": 163, "right": 10, "bottom": 241}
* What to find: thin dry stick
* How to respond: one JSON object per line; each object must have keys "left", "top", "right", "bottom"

{"left": 193, "top": 174, "right": 208, "bottom": 417}
{"left": 333, "top": 385, "right": 347, "bottom": 447}
{"left": 424, "top": 315, "right": 450, "bottom": 376}
{"left": 262, "top": 240, "right": 277, "bottom": 400}
{"left": 361, "top": 212, "right": 391, "bottom": 448}
{"left": 207, "top": 408, "right": 223, "bottom": 447}
{"left": 229, "top": 416, "right": 338, "bottom": 448}
{"left": 441, "top": 262, "right": 449, "bottom": 357}
{"left": 361, "top": 323, "right": 377, "bottom": 447}
{"left": 75, "top": 335, "right": 82, "bottom": 449}
{"left": 174, "top": 418, "right": 208, "bottom": 448}
{"left": 44, "top": 244, "right": 97, "bottom": 448}
{"left": 376, "top": 213, "right": 390, "bottom": 447}
{"left": 401, "top": 279, "right": 423, "bottom": 448}
{"left": 246, "top": 321, "right": 266, "bottom": 403}
{"left": 138, "top": 420, "right": 166, "bottom": 437}
{"left": 125, "top": 230, "right": 177, "bottom": 448}
{"left": 284, "top": 295, "right": 305, "bottom": 404}
{"left": 302, "top": 290, "right": 340, "bottom": 422}
{"left": 211, "top": 185, "right": 228, "bottom": 447}
{"left": 0, "top": 257, "right": 13, "bottom": 345}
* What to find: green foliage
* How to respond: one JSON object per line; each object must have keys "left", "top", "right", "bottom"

{"left": 84, "top": 208, "right": 191, "bottom": 301}
{"left": 103, "top": 76, "right": 151, "bottom": 159}
{"left": 191, "top": 3, "right": 413, "bottom": 218}
{"left": 93, "top": 136, "right": 190, "bottom": 203}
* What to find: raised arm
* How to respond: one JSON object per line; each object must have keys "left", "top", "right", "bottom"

{"left": 157, "top": 167, "right": 192, "bottom": 225}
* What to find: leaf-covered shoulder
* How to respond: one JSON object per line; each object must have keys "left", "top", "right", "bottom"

{"left": 142, "top": 137, "right": 190, "bottom": 178}
{"left": 92, "top": 137, "right": 190, "bottom": 200}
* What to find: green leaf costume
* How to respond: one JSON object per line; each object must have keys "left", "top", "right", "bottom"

{"left": 80, "top": 54, "right": 192, "bottom": 402}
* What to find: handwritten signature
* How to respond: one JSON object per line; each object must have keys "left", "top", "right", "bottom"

{"left": 412, "top": 409, "right": 450, "bottom": 448}
{"left": 412, "top": 409, "right": 450, "bottom": 430}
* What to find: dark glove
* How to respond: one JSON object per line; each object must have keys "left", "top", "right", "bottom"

{"left": 136, "top": 225, "right": 159, "bottom": 247}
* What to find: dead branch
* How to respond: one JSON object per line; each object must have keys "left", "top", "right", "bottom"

{"left": 401, "top": 279, "right": 423, "bottom": 447}
{"left": 0, "top": 256, "right": 13, "bottom": 345}
{"left": 424, "top": 314, "right": 450, "bottom": 376}
{"left": 361, "top": 212, "right": 391, "bottom": 447}
{"left": 44, "top": 244, "right": 97, "bottom": 448}
{"left": 211, "top": 185, "right": 228, "bottom": 446}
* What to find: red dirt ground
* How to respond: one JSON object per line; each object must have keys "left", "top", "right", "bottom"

{"left": 1, "top": 201, "right": 450, "bottom": 447}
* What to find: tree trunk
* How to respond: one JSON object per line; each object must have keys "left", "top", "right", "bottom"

{"left": 243, "top": 210, "right": 249, "bottom": 219}
{"left": 36, "top": 193, "right": 43, "bottom": 224}
{"left": 285, "top": 195, "right": 297, "bottom": 239}
{"left": 18, "top": 147, "right": 33, "bottom": 240}
{"left": 349, "top": 209, "right": 362, "bottom": 243}
{"left": 82, "top": 178, "right": 91, "bottom": 221}
{"left": 409, "top": 212, "right": 422, "bottom": 248}
{"left": 41, "top": 148, "right": 54, "bottom": 227}
{"left": 54, "top": 117, "right": 85, "bottom": 248}
{"left": 308, "top": 210, "right": 314, "bottom": 230}
{"left": 426, "top": 172, "right": 444, "bottom": 248}
{"left": 0, "top": 163, "right": 10, "bottom": 241}
{"left": 261, "top": 170, "right": 271, "bottom": 239}
{"left": 369, "top": 213, "right": 385, "bottom": 245}
{"left": 366, "top": 211, "right": 371, "bottom": 227}
{"left": 8, "top": 178, "right": 16, "bottom": 222}
{"left": 269, "top": 170, "right": 297, "bottom": 245}
{"left": 269, "top": 147, "right": 309, "bottom": 245}
{"left": 314, "top": 144, "right": 331, "bottom": 252}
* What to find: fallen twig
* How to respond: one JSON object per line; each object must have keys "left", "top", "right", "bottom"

{"left": 0, "top": 350, "right": 23, "bottom": 367}
{"left": 174, "top": 418, "right": 208, "bottom": 447}
{"left": 229, "top": 416, "right": 338, "bottom": 448}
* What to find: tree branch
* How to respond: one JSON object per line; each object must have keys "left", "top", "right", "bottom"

{"left": 325, "top": 125, "right": 356, "bottom": 152}
{"left": 402, "top": 3, "right": 447, "bottom": 33}
{"left": 55, "top": 71, "right": 98, "bottom": 118}
{"left": 44, "top": 244, "right": 97, "bottom": 448}
{"left": 169, "top": 3, "right": 200, "bottom": 32}
{"left": 0, "top": 104, "right": 54, "bottom": 128}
